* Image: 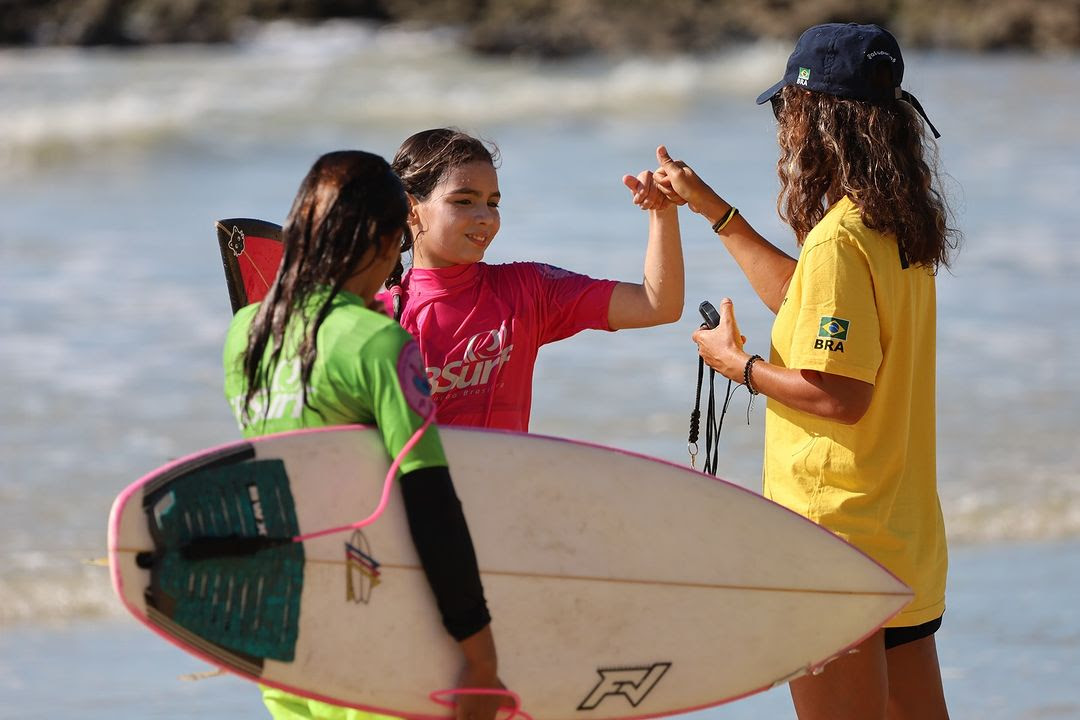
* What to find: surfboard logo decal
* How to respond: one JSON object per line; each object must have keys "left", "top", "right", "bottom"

{"left": 345, "top": 530, "right": 381, "bottom": 604}
{"left": 577, "top": 662, "right": 672, "bottom": 710}
{"left": 226, "top": 225, "right": 246, "bottom": 257}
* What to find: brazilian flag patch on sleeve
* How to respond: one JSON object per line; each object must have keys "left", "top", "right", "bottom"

{"left": 818, "top": 316, "right": 850, "bottom": 340}
{"left": 814, "top": 316, "right": 850, "bottom": 352}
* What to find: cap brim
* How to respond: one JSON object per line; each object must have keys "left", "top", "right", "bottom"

{"left": 755, "top": 79, "right": 785, "bottom": 105}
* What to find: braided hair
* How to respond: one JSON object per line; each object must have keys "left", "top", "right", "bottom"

{"left": 238, "top": 150, "right": 410, "bottom": 421}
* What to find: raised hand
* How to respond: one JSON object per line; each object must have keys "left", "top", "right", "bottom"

{"left": 653, "top": 145, "right": 720, "bottom": 216}
{"left": 622, "top": 169, "right": 670, "bottom": 211}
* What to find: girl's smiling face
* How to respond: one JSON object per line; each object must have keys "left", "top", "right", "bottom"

{"left": 410, "top": 160, "right": 501, "bottom": 269}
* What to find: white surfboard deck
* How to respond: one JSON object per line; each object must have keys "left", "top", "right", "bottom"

{"left": 109, "top": 425, "right": 911, "bottom": 720}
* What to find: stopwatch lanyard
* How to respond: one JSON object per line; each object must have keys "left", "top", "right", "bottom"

{"left": 688, "top": 355, "right": 734, "bottom": 476}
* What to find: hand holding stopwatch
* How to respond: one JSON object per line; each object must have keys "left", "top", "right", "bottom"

{"left": 690, "top": 299, "right": 734, "bottom": 476}
{"left": 699, "top": 299, "right": 744, "bottom": 348}
{"left": 698, "top": 300, "right": 720, "bottom": 329}
{"left": 691, "top": 301, "right": 718, "bottom": 473}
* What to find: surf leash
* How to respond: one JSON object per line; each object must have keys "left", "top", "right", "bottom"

{"left": 429, "top": 687, "right": 532, "bottom": 720}
{"left": 134, "top": 411, "right": 437, "bottom": 564}
{"left": 136, "top": 409, "right": 439, "bottom": 563}
{"left": 291, "top": 405, "right": 437, "bottom": 544}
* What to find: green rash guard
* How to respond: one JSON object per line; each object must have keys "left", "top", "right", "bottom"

{"left": 223, "top": 286, "right": 446, "bottom": 472}
{"left": 223, "top": 287, "right": 451, "bottom": 720}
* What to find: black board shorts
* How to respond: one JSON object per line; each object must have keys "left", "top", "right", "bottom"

{"left": 884, "top": 615, "right": 943, "bottom": 650}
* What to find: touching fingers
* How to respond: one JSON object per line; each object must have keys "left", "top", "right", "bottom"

{"left": 657, "top": 144, "right": 690, "bottom": 173}
{"left": 622, "top": 173, "right": 649, "bottom": 206}
{"left": 638, "top": 170, "right": 653, "bottom": 192}
{"left": 652, "top": 167, "right": 687, "bottom": 206}
{"left": 625, "top": 170, "right": 670, "bottom": 210}
{"left": 657, "top": 144, "right": 674, "bottom": 166}
{"left": 657, "top": 184, "right": 686, "bottom": 206}
{"left": 638, "top": 171, "right": 657, "bottom": 209}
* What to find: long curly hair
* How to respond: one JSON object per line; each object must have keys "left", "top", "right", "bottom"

{"left": 239, "top": 150, "right": 409, "bottom": 421}
{"left": 773, "top": 84, "right": 960, "bottom": 270}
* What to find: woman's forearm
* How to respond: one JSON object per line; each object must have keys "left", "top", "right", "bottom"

{"left": 694, "top": 199, "right": 796, "bottom": 315}
{"left": 745, "top": 358, "right": 874, "bottom": 425}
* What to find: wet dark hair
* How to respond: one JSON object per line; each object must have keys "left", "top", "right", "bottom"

{"left": 392, "top": 127, "right": 499, "bottom": 202}
{"left": 239, "top": 150, "right": 409, "bottom": 421}
{"left": 773, "top": 84, "right": 960, "bottom": 270}
{"left": 384, "top": 128, "right": 500, "bottom": 317}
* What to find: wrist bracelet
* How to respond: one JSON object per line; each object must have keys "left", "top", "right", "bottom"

{"left": 711, "top": 206, "right": 739, "bottom": 234}
{"left": 743, "top": 354, "right": 763, "bottom": 395}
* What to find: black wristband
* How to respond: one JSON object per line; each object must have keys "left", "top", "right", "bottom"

{"left": 711, "top": 206, "right": 739, "bottom": 234}
{"left": 743, "top": 354, "right": 763, "bottom": 395}
{"left": 399, "top": 465, "right": 491, "bottom": 641}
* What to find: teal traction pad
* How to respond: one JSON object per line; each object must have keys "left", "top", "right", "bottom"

{"left": 143, "top": 459, "right": 304, "bottom": 662}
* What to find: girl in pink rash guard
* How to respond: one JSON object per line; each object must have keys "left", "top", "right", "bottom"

{"left": 382, "top": 128, "right": 683, "bottom": 432}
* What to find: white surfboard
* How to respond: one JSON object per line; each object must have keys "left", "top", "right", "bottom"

{"left": 108, "top": 425, "right": 911, "bottom": 719}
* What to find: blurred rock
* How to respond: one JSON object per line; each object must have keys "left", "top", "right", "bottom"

{"left": 1, "top": 0, "right": 1077, "bottom": 53}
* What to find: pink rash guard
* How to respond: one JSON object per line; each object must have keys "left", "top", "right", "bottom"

{"left": 385, "top": 261, "right": 617, "bottom": 431}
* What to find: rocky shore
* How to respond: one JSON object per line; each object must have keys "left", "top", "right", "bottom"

{"left": 2, "top": 0, "right": 1078, "bottom": 55}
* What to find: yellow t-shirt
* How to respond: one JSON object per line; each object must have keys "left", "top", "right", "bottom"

{"left": 764, "top": 196, "right": 947, "bottom": 627}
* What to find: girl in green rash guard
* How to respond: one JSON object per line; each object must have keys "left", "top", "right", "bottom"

{"left": 222, "top": 150, "right": 512, "bottom": 720}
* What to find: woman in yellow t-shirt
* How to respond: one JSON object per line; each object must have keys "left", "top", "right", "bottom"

{"left": 647, "top": 23, "right": 960, "bottom": 720}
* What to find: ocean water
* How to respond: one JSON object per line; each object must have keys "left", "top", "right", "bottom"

{"left": 0, "top": 20, "right": 1077, "bottom": 718}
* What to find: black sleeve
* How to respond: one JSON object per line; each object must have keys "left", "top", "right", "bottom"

{"left": 398, "top": 465, "right": 491, "bottom": 641}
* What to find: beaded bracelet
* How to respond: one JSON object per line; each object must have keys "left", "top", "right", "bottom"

{"left": 711, "top": 206, "right": 739, "bottom": 234}
{"left": 743, "top": 354, "right": 763, "bottom": 395}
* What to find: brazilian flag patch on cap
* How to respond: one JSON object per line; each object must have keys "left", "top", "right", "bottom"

{"left": 818, "top": 316, "right": 850, "bottom": 340}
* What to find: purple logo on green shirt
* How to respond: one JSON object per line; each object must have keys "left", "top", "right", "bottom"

{"left": 397, "top": 340, "right": 436, "bottom": 419}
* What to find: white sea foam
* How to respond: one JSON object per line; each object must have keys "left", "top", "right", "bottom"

{"left": 0, "top": 553, "right": 121, "bottom": 626}
{"left": 944, "top": 467, "right": 1080, "bottom": 544}
{"left": 0, "top": 22, "right": 786, "bottom": 169}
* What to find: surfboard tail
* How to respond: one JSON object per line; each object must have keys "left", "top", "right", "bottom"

{"left": 215, "top": 218, "right": 283, "bottom": 313}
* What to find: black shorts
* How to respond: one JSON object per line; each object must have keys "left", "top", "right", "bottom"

{"left": 884, "top": 615, "right": 942, "bottom": 650}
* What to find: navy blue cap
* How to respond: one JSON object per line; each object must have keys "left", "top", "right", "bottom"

{"left": 756, "top": 23, "right": 940, "bottom": 138}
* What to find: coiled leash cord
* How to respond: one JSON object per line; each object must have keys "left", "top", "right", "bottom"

{"left": 688, "top": 354, "right": 736, "bottom": 476}
{"left": 688, "top": 300, "right": 757, "bottom": 475}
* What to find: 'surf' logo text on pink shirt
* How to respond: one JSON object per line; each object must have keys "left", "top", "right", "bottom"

{"left": 428, "top": 323, "right": 513, "bottom": 394}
